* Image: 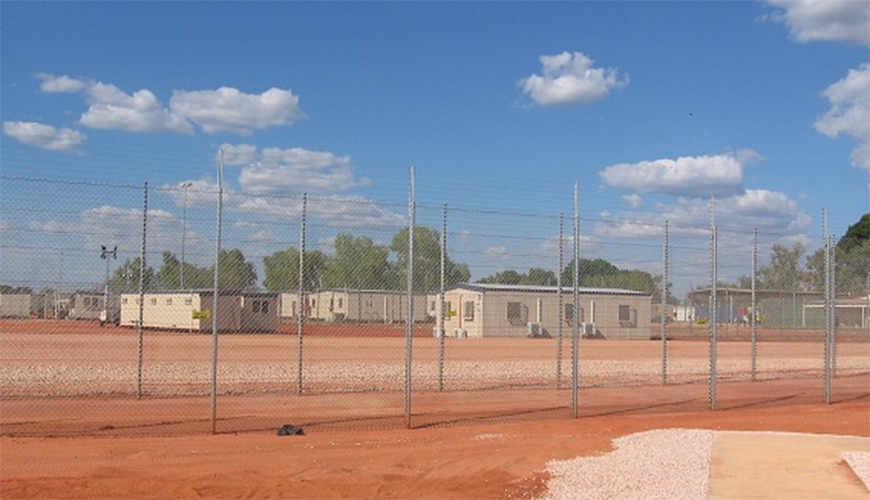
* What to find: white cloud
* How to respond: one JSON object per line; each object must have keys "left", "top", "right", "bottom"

{"left": 36, "top": 73, "right": 87, "bottom": 93}
{"left": 814, "top": 63, "right": 870, "bottom": 169}
{"left": 622, "top": 194, "right": 643, "bottom": 208}
{"left": 594, "top": 189, "right": 811, "bottom": 239}
{"left": 80, "top": 82, "right": 193, "bottom": 133}
{"left": 219, "top": 143, "right": 259, "bottom": 166}
{"left": 160, "top": 178, "right": 404, "bottom": 229}
{"left": 3, "top": 121, "right": 86, "bottom": 151}
{"left": 30, "top": 205, "right": 177, "bottom": 251}
{"left": 762, "top": 0, "right": 870, "bottom": 46}
{"left": 519, "top": 51, "right": 628, "bottom": 106}
{"left": 599, "top": 153, "right": 751, "bottom": 198}
{"left": 219, "top": 143, "right": 369, "bottom": 195}
{"left": 484, "top": 246, "right": 509, "bottom": 259}
{"left": 33, "top": 74, "right": 304, "bottom": 135}
{"left": 171, "top": 87, "right": 305, "bottom": 134}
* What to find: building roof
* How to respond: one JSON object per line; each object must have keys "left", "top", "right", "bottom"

{"left": 120, "top": 290, "right": 278, "bottom": 297}
{"left": 449, "top": 283, "right": 650, "bottom": 297}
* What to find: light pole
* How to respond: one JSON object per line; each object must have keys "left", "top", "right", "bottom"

{"left": 181, "top": 182, "right": 193, "bottom": 290}
{"left": 100, "top": 245, "right": 117, "bottom": 326}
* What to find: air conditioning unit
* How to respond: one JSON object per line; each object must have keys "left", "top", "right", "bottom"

{"left": 581, "top": 322, "right": 596, "bottom": 338}
{"left": 527, "top": 322, "right": 542, "bottom": 338}
{"left": 454, "top": 328, "right": 467, "bottom": 338}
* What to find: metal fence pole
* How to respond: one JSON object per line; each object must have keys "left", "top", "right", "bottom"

{"left": 709, "top": 198, "right": 718, "bottom": 410}
{"left": 824, "top": 229, "right": 833, "bottom": 404}
{"left": 297, "top": 193, "right": 307, "bottom": 394}
{"left": 556, "top": 212, "right": 564, "bottom": 389}
{"left": 571, "top": 184, "right": 580, "bottom": 418}
{"left": 831, "top": 235, "right": 837, "bottom": 378}
{"left": 136, "top": 182, "right": 148, "bottom": 398}
{"left": 404, "top": 166, "right": 415, "bottom": 429}
{"left": 210, "top": 150, "right": 223, "bottom": 435}
{"left": 438, "top": 202, "right": 446, "bottom": 392}
{"left": 661, "top": 220, "right": 669, "bottom": 385}
{"left": 751, "top": 228, "right": 757, "bottom": 382}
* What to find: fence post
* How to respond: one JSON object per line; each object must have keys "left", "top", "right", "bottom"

{"left": 751, "top": 228, "right": 757, "bottom": 382}
{"left": 709, "top": 198, "right": 718, "bottom": 411}
{"left": 297, "top": 193, "right": 306, "bottom": 394}
{"left": 404, "top": 166, "right": 415, "bottom": 429}
{"left": 661, "top": 220, "right": 669, "bottom": 385}
{"left": 556, "top": 212, "right": 564, "bottom": 389}
{"left": 831, "top": 235, "right": 837, "bottom": 378}
{"left": 571, "top": 184, "right": 580, "bottom": 418}
{"left": 210, "top": 150, "right": 223, "bottom": 435}
{"left": 136, "top": 182, "right": 148, "bottom": 399}
{"left": 438, "top": 202, "right": 447, "bottom": 392}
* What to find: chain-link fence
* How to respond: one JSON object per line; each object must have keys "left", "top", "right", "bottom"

{"left": 1, "top": 174, "right": 868, "bottom": 435}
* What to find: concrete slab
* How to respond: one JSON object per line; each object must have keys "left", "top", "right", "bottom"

{"left": 708, "top": 432, "right": 870, "bottom": 500}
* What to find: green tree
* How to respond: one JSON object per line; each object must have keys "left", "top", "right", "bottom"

{"left": 158, "top": 249, "right": 257, "bottom": 291}
{"left": 478, "top": 270, "right": 523, "bottom": 285}
{"left": 757, "top": 243, "right": 808, "bottom": 291}
{"left": 323, "top": 234, "right": 396, "bottom": 290}
{"left": 112, "top": 257, "right": 156, "bottom": 293}
{"left": 263, "top": 247, "right": 328, "bottom": 291}
{"left": 391, "top": 226, "right": 470, "bottom": 292}
{"left": 559, "top": 258, "right": 661, "bottom": 299}
{"left": 837, "top": 213, "right": 870, "bottom": 254}
{"left": 477, "top": 268, "right": 557, "bottom": 286}
{"left": 216, "top": 249, "right": 258, "bottom": 291}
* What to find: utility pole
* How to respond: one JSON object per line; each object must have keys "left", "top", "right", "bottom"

{"left": 100, "top": 245, "right": 117, "bottom": 326}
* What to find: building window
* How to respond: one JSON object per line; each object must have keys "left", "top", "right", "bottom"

{"left": 150, "top": 298, "right": 157, "bottom": 305}
{"left": 507, "top": 302, "right": 527, "bottom": 326}
{"left": 618, "top": 305, "right": 635, "bottom": 326}
{"left": 122, "top": 298, "right": 128, "bottom": 305}
{"left": 165, "top": 298, "right": 172, "bottom": 306}
{"left": 338, "top": 298, "right": 343, "bottom": 309}
{"left": 252, "top": 300, "right": 261, "bottom": 313}
{"left": 261, "top": 301, "right": 269, "bottom": 314}
{"left": 563, "top": 304, "right": 585, "bottom": 324}
{"left": 463, "top": 301, "right": 474, "bottom": 321}
{"left": 184, "top": 297, "right": 193, "bottom": 306}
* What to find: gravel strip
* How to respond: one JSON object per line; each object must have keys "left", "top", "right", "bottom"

{"left": 2, "top": 355, "right": 867, "bottom": 397}
{"left": 842, "top": 451, "right": 870, "bottom": 490}
{"left": 542, "top": 428, "right": 713, "bottom": 500}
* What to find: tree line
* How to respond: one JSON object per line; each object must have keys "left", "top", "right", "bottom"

{"left": 720, "top": 213, "right": 869, "bottom": 295}
{"left": 97, "top": 213, "right": 868, "bottom": 298}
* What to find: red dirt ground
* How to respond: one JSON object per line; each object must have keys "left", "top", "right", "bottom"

{"left": 1, "top": 319, "right": 868, "bottom": 499}
{"left": 1, "top": 400, "right": 867, "bottom": 499}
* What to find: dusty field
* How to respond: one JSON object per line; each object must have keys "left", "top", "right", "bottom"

{"left": 1, "top": 319, "right": 868, "bottom": 498}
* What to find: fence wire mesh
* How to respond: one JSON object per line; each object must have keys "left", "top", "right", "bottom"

{"left": 1, "top": 174, "right": 868, "bottom": 435}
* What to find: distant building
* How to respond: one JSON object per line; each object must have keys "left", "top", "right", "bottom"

{"left": 687, "top": 288, "right": 825, "bottom": 328}
{"left": 280, "top": 289, "right": 429, "bottom": 324}
{"left": 803, "top": 295, "right": 870, "bottom": 329}
{"left": 435, "top": 283, "right": 652, "bottom": 340}
{"left": 120, "top": 291, "right": 278, "bottom": 333}
{"left": 66, "top": 292, "right": 105, "bottom": 321}
{"left": 0, "top": 293, "right": 31, "bottom": 318}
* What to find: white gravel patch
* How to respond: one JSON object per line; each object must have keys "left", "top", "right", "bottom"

{"left": 843, "top": 451, "right": 870, "bottom": 490}
{"left": 542, "top": 428, "right": 713, "bottom": 500}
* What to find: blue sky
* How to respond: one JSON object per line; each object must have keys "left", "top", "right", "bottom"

{"left": 1, "top": 1, "right": 868, "bottom": 293}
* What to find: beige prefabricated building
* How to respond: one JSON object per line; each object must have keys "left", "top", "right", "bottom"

{"left": 0, "top": 294, "right": 31, "bottom": 318}
{"left": 436, "top": 283, "right": 652, "bottom": 340}
{"left": 120, "top": 291, "right": 279, "bottom": 333}
{"left": 280, "top": 289, "right": 429, "bottom": 323}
